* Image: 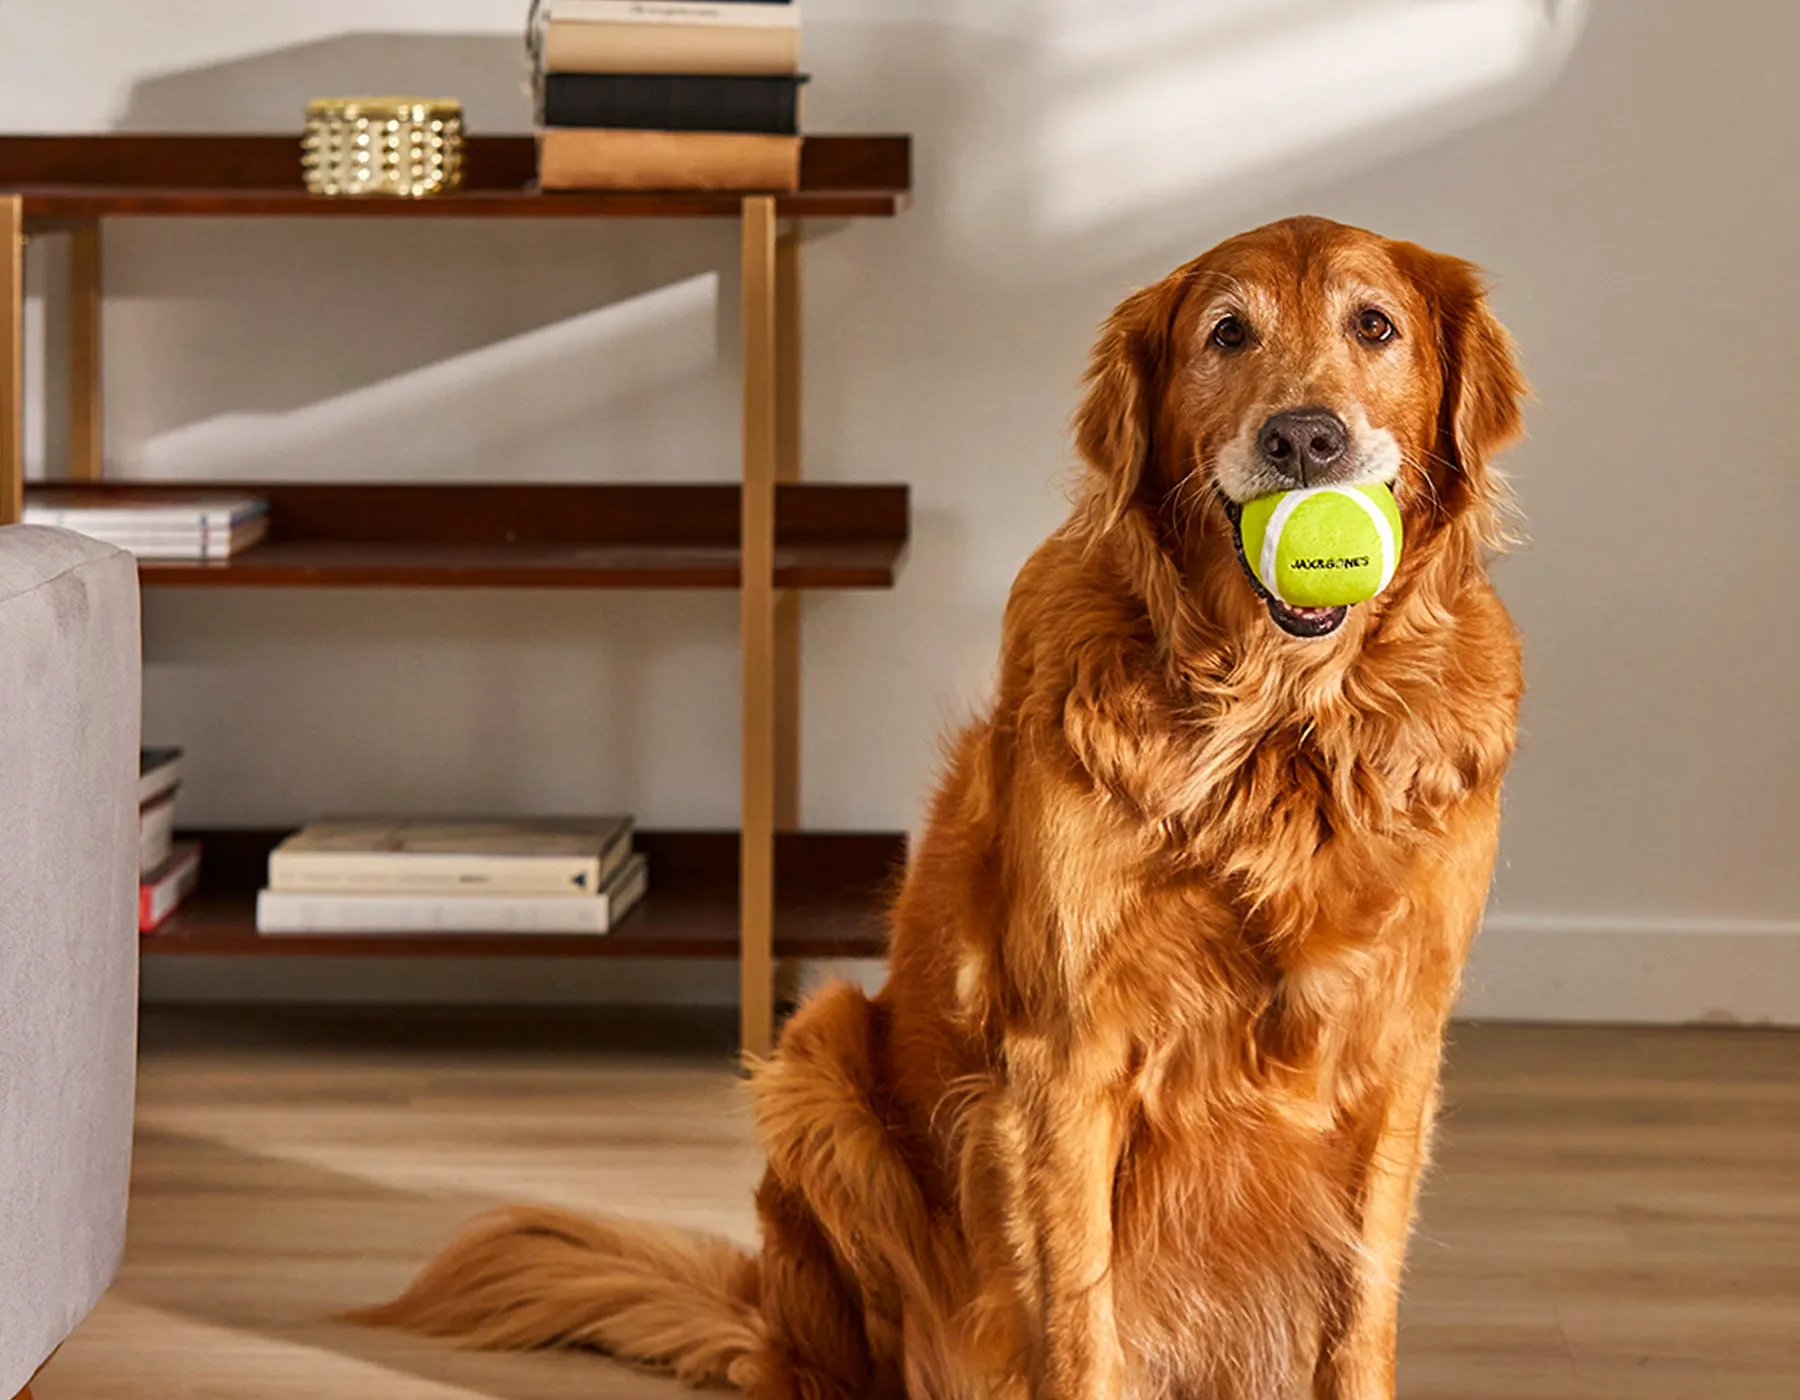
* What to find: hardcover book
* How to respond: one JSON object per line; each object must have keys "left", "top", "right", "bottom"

{"left": 140, "top": 784, "right": 179, "bottom": 876}
{"left": 257, "top": 852, "right": 649, "bottom": 935}
{"left": 542, "top": 72, "right": 807, "bottom": 135}
{"left": 25, "top": 492, "right": 268, "bottom": 527}
{"left": 537, "top": 129, "right": 800, "bottom": 191}
{"left": 548, "top": 1, "right": 798, "bottom": 29}
{"left": 26, "top": 494, "right": 271, "bottom": 560}
{"left": 86, "top": 516, "right": 271, "bottom": 560}
{"left": 542, "top": 19, "right": 799, "bottom": 75}
{"left": 140, "top": 746, "right": 184, "bottom": 807}
{"left": 140, "top": 842, "right": 203, "bottom": 934}
{"left": 268, "top": 817, "right": 634, "bottom": 897}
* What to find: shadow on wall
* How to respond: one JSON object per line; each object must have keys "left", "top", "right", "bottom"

{"left": 65, "top": 2, "right": 1591, "bottom": 833}
{"left": 85, "top": 3, "right": 1587, "bottom": 484}
{"left": 119, "top": 30, "right": 538, "bottom": 133}
{"left": 98, "top": 31, "right": 734, "bottom": 484}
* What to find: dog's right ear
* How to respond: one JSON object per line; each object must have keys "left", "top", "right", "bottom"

{"left": 1074, "top": 275, "right": 1185, "bottom": 532}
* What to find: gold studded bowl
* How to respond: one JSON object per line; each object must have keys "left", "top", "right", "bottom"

{"left": 302, "top": 98, "right": 464, "bottom": 198}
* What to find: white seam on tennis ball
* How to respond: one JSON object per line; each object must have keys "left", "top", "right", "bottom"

{"left": 1328, "top": 485, "right": 1398, "bottom": 593}
{"left": 1264, "top": 485, "right": 1397, "bottom": 602}
{"left": 1260, "top": 490, "right": 1307, "bottom": 602}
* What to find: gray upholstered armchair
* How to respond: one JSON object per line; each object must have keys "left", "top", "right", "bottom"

{"left": 0, "top": 527, "right": 140, "bottom": 1398}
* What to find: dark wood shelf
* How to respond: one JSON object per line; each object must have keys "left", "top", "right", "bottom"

{"left": 3, "top": 127, "right": 917, "bottom": 1054}
{"left": 146, "top": 828, "right": 902, "bottom": 959}
{"left": 0, "top": 133, "right": 911, "bottom": 225}
{"left": 27, "top": 481, "right": 908, "bottom": 589}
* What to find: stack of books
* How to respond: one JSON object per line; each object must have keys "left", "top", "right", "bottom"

{"left": 255, "top": 817, "right": 647, "bottom": 935}
{"left": 532, "top": 0, "right": 805, "bottom": 191}
{"left": 139, "top": 747, "right": 202, "bottom": 932}
{"left": 25, "top": 492, "right": 269, "bottom": 561}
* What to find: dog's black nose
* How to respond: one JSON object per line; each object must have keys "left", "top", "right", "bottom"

{"left": 1258, "top": 409, "right": 1348, "bottom": 485}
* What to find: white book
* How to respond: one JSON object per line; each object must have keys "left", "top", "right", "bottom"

{"left": 24, "top": 492, "right": 268, "bottom": 528}
{"left": 548, "top": 0, "right": 799, "bottom": 29}
{"left": 140, "top": 746, "right": 183, "bottom": 806}
{"left": 256, "top": 854, "right": 648, "bottom": 935}
{"left": 92, "top": 516, "right": 271, "bottom": 560}
{"left": 84, "top": 518, "right": 259, "bottom": 536}
{"left": 140, "top": 786, "right": 178, "bottom": 876}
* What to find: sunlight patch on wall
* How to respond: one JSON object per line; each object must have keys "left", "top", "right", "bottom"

{"left": 1037, "top": 0, "right": 1585, "bottom": 235}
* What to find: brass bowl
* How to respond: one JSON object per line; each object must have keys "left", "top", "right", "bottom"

{"left": 302, "top": 97, "right": 464, "bottom": 198}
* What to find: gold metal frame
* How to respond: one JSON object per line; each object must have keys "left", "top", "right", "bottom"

{"left": 0, "top": 197, "right": 804, "bottom": 1058}
{"left": 68, "top": 222, "right": 103, "bottom": 481}
{"left": 1, "top": 196, "right": 22, "bottom": 524}
{"left": 739, "top": 195, "right": 804, "bottom": 1058}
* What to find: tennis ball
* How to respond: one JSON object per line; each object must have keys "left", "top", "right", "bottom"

{"left": 1237, "top": 482, "right": 1404, "bottom": 609}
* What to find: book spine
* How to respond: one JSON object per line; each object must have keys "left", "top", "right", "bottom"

{"left": 116, "top": 544, "right": 263, "bottom": 562}
{"left": 114, "top": 520, "right": 268, "bottom": 560}
{"left": 551, "top": 1, "right": 798, "bottom": 30}
{"left": 537, "top": 129, "right": 800, "bottom": 191}
{"left": 542, "top": 73, "right": 803, "bottom": 134}
{"left": 140, "top": 795, "right": 176, "bottom": 875}
{"left": 141, "top": 848, "right": 202, "bottom": 933}
{"left": 92, "top": 516, "right": 269, "bottom": 542}
{"left": 256, "top": 890, "right": 616, "bottom": 935}
{"left": 139, "top": 769, "right": 182, "bottom": 807}
{"left": 23, "top": 506, "right": 267, "bottom": 528}
{"left": 268, "top": 850, "right": 606, "bottom": 896}
{"left": 543, "top": 19, "right": 798, "bottom": 74}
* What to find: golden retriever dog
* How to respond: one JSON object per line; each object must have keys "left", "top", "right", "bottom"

{"left": 355, "top": 215, "right": 1527, "bottom": 1400}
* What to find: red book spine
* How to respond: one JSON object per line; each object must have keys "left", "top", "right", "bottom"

{"left": 141, "top": 843, "right": 202, "bottom": 933}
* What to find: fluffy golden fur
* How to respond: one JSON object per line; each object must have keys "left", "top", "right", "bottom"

{"left": 352, "top": 216, "right": 1528, "bottom": 1400}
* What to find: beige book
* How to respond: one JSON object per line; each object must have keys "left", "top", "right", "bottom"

{"left": 538, "top": 129, "right": 800, "bottom": 191}
{"left": 268, "top": 817, "right": 633, "bottom": 896}
{"left": 257, "top": 854, "right": 650, "bottom": 935}
{"left": 544, "top": 19, "right": 798, "bottom": 74}
{"left": 550, "top": 0, "right": 797, "bottom": 27}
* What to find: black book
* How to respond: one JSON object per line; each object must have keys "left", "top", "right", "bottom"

{"left": 541, "top": 72, "right": 807, "bottom": 136}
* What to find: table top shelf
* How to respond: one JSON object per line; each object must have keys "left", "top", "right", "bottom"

{"left": 26, "top": 481, "right": 909, "bottom": 589}
{"left": 147, "top": 828, "right": 902, "bottom": 959}
{"left": 0, "top": 133, "right": 912, "bottom": 223}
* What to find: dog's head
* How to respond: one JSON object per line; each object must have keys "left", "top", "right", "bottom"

{"left": 1075, "top": 216, "right": 1526, "bottom": 643}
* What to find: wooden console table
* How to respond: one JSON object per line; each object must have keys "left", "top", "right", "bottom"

{"left": 0, "top": 133, "right": 914, "bottom": 1055}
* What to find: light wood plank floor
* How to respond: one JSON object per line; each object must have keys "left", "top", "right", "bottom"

{"left": 37, "top": 1008, "right": 1800, "bottom": 1400}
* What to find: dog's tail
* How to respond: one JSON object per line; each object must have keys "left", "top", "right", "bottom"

{"left": 345, "top": 1204, "right": 764, "bottom": 1389}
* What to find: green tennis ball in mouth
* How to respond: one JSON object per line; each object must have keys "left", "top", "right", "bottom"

{"left": 1236, "top": 481, "right": 1404, "bottom": 609}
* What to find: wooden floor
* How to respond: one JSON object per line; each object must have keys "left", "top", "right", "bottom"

{"left": 36, "top": 1009, "right": 1800, "bottom": 1400}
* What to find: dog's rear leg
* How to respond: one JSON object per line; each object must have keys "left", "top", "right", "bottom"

{"left": 748, "top": 1176, "right": 901, "bottom": 1400}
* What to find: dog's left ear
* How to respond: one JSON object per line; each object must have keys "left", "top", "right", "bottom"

{"left": 1401, "top": 247, "right": 1528, "bottom": 539}
{"left": 1073, "top": 273, "right": 1187, "bottom": 532}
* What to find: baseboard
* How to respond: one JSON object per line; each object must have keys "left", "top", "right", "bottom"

{"left": 1458, "top": 914, "right": 1800, "bottom": 1026}
{"left": 141, "top": 919, "right": 1800, "bottom": 1028}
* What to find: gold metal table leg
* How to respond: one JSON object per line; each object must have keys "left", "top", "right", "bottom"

{"left": 739, "top": 195, "right": 780, "bottom": 1060}
{"left": 67, "top": 221, "right": 103, "bottom": 482}
{"left": 1, "top": 196, "right": 24, "bottom": 524}
{"left": 773, "top": 222, "right": 803, "bottom": 837}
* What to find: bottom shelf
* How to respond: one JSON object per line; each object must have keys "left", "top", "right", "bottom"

{"left": 146, "top": 828, "right": 903, "bottom": 959}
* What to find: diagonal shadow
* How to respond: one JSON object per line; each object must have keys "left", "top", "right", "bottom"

{"left": 40, "top": 1006, "right": 754, "bottom": 1400}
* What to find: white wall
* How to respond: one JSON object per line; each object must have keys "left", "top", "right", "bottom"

{"left": 6, "top": 1, "right": 1797, "bottom": 1021}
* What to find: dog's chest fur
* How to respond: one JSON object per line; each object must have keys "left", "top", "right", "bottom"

{"left": 998, "top": 679, "right": 1501, "bottom": 1396}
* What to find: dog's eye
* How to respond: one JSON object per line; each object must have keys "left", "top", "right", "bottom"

{"left": 1210, "top": 315, "right": 1249, "bottom": 350}
{"left": 1356, "top": 309, "right": 1396, "bottom": 344}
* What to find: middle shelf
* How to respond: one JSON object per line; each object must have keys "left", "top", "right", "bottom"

{"left": 27, "top": 481, "right": 910, "bottom": 589}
